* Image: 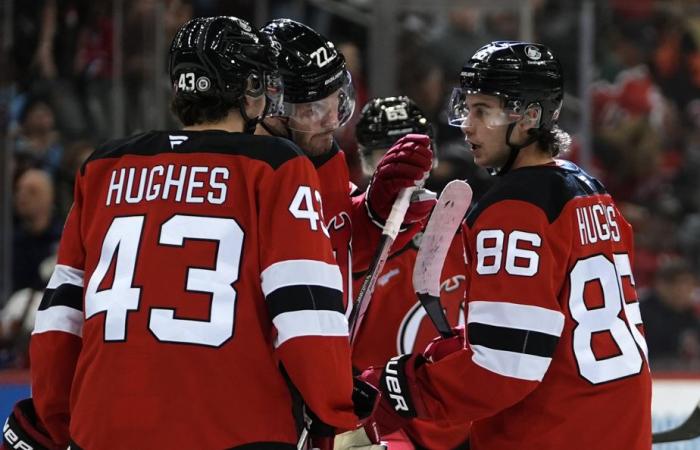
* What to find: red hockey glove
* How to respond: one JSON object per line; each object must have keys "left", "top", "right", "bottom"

{"left": 1, "top": 398, "right": 63, "bottom": 450}
{"left": 423, "top": 326, "right": 466, "bottom": 363}
{"left": 358, "top": 354, "right": 428, "bottom": 436}
{"left": 366, "top": 134, "right": 435, "bottom": 225}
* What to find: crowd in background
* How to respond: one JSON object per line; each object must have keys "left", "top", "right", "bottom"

{"left": 2, "top": 0, "right": 700, "bottom": 371}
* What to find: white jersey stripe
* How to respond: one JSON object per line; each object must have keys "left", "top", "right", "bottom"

{"left": 47, "top": 264, "right": 85, "bottom": 289}
{"left": 261, "top": 260, "right": 342, "bottom": 296}
{"left": 624, "top": 302, "right": 642, "bottom": 325}
{"left": 468, "top": 301, "right": 565, "bottom": 337}
{"left": 33, "top": 306, "right": 84, "bottom": 337}
{"left": 273, "top": 310, "right": 348, "bottom": 348}
{"left": 471, "top": 344, "right": 552, "bottom": 381}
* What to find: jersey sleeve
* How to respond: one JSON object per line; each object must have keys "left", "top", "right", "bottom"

{"left": 415, "top": 199, "right": 567, "bottom": 425}
{"left": 258, "top": 155, "right": 357, "bottom": 431}
{"left": 30, "top": 172, "right": 86, "bottom": 447}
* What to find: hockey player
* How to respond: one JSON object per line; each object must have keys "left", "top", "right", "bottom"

{"left": 258, "top": 20, "right": 436, "bottom": 315}
{"left": 352, "top": 96, "right": 470, "bottom": 450}
{"left": 347, "top": 41, "right": 652, "bottom": 450}
{"left": 2, "top": 17, "right": 367, "bottom": 450}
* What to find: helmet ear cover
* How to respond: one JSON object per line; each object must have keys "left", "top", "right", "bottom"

{"left": 245, "top": 72, "right": 264, "bottom": 97}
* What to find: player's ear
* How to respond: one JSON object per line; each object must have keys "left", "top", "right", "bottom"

{"left": 519, "top": 105, "right": 542, "bottom": 131}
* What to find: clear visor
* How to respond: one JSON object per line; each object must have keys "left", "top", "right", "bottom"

{"left": 264, "top": 72, "right": 285, "bottom": 117}
{"left": 283, "top": 73, "right": 356, "bottom": 133}
{"left": 447, "top": 87, "right": 531, "bottom": 129}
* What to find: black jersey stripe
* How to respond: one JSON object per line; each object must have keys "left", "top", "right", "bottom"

{"left": 266, "top": 285, "right": 344, "bottom": 319}
{"left": 38, "top": 285, "right": 84, "bottom": 312}
{"left": 468, "top": 322, "right": 559, "bottom": 358}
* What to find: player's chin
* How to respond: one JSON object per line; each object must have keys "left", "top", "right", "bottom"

{"left": 308, "top": 131, "right": 335, "bottom": 154}
{"left": 472, "top": 150, "right": 487, "bottom": 167}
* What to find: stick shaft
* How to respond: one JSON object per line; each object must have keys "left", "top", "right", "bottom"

{"left": 349, "top": 187, "right": 415, "bottom": 343}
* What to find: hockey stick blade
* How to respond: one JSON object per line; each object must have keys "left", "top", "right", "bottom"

{"left": 653, "top": 400, "right": 700, "bottom": 443}
{"left": 413, "top": 180, "right": 472, "bottom": 338}
{"left": 349, "top": 187, "right": 416, "bottom": 343}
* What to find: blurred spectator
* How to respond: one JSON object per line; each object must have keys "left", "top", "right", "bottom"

{"left": 425, "top": 7, "right": 490, "bottom": 85}
{"left": 533, "top": 0, "right": 580, "bottom": 92}
{"left": 649, "top": 10, "right": 700, "bottom": 110}
{"left": 74, "top": 2, "right": 114, "bottom": 140}
{"left": 641, "top": 260, "right": 700, "bottom": 368}
{"left": 13, "top": 98, "right": 64, "bottom": 178}
{"left": 12, "top": 0, "right": 94, "bottom": 138}
{"left": 0, "top": 255, "right": 56, "bottom": 369}
{"left": 591, "top": 59, "right": 672, "bottom": 202}
{"left": 56, "top": 139, "right": 95, "bottom": 217}
{"left": 11, "top": 169, "right": 62, "bottom": 294}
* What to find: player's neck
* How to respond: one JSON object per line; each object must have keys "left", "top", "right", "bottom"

{"left": 511, "top": 143, "right": 554, "bottom": 170}
{"left": 183, "top": 112, "right": 246, "bottom": 133}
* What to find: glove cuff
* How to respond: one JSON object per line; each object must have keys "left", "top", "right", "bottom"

{"left": 378, "top": 355, "right": 424, "bottom": 419}
{"left": 364, "top": 186, "right": 409, "bottom": 232}
{"left": 3, "top": 398, "right": 60, "bottom": 450}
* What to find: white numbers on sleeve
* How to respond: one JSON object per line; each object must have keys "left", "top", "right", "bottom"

{"left": 289, "top": 185, "right": 329, "bottom": 237}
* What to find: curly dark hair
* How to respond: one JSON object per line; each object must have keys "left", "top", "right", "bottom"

{"left": 530, "top": 126, "right": 571, "bottom": 157}
{"left": 170, "top": 92, "right": 242, "bottom": 126}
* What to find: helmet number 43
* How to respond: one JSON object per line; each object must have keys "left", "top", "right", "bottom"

{"left": 178, "top": 73, "right": 196, "bottom": 92}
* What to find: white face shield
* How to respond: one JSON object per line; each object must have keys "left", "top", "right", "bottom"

{"left": 283, "top": 73, "right": 356, "bottom": 133}
{"left": 446, "top": 88, "right": 541, "bottom": 129}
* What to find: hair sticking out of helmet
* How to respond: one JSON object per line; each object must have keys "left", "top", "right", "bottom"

{"left": 169, "top": 16, "right": 283, "bottom": 129}
{"left": 260, "top": 19, "right": 356, "bottom": 133}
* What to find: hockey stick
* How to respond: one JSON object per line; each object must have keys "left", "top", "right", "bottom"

{"left": 298, "top": 187, "right": 421, "bottom": 450}
{"left": 652, "top": 400, "right": 700, "bottom": 443}
{"left": 349, "top": 187, "right": 417, "bottom": 344}
{"left": 413, "top": 180, "right": 472, "bottom": 338}
{"left": 298, "top": 189, "right": 415, "bottom": 450}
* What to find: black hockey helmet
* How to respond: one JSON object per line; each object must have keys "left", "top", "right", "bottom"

{"left": 448, "top": 41, "right": 563, "bottom": 130}
{"left": 260, "top": 19, "right": 355, "bottom": 132}
{"left": 356, "top": 96, "right": 433, "bottom": 154}
{"left": 169, "top": 16, "right": 283, "bottom": 115}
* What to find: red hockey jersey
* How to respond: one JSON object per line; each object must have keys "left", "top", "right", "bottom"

{"left": 414, "top": 161, "right": 651, "bottom": 450}
{"left": 310, "top": 146, "right": 355, "bottom": 311}
{"left": 310, "top": 143, "right": 418, "bottom": 316}
{"left": 31, "top": 131, "right": 358, "bottom": 450}
{"left": 352, "top": 233, "right": 471, "bottom": 450}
